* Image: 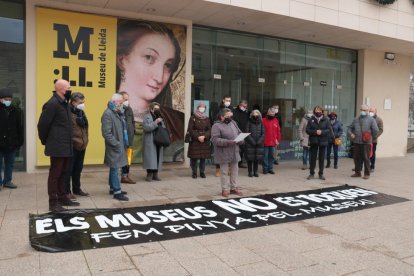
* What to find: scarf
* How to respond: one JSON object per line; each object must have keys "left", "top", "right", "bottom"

{"left": 71, "top": 106, "right": 88, "bottom": 128}
{"left": 194, "top": 110, "right": 207, "bottom": 119}
{"left": 108, "top": 101, "right": 129, "bottom": 148}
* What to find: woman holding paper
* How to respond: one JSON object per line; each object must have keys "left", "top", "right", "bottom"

{"left": 211, "top": 108, "right": 243, "bottom": 197}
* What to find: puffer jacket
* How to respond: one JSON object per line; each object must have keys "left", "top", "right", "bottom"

{"left": 245, "top": 117, "right": 264, "bottom": 161}
{"left": 306, "top": 115, "right": 330, "bottom": 146}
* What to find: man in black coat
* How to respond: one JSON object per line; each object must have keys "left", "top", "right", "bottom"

{"left": 233, "top": 100, "right": 249, "bottom": 168}
{"left": 38, "top": 79, "right": 79, "bottom": 211}
{"left": 0, "top": 87, "right": 24, "bottom": 189}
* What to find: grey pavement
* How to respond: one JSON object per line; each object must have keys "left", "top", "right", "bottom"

{"left": 1, "top": 154, "right": 414, "bottom": 275}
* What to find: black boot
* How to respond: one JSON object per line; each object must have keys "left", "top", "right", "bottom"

{"left": 145, "top": 173, "right": 153, "bottom": 182}
{"left": 247, "top": 162, "right": 253, "bottom": 177}
{"left": 192, "top": 172, "right": 197, "bottom": 179}
{"left": 326, "top": 161, "right": 331, "bottom": 168}
{"left": 253, "top": 161, "right": 259, "bottom": 177}
{"left": 153, "top": 172, "right": 161, "bottom": 181}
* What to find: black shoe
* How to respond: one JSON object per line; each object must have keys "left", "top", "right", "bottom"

{"left": 238, "top": 163, "right": 247, "bottom": 168}
{"left": 59, "top": 199, "right": 80, "bottom": 206}
{"left": 109, "top": 190, "right": 127, "bottom": 195}
{"left": 263, "top": 171, "right": 268, "bottom": 174}
{"left": 268, "top": 171, "right": 275, "bottom": 174}
{"left": 192, "top": 173, "right": 197, "bottom": 179}
{"left": 253, "top": 172, "right": 259, "bottom": 177}
{"left": 200, "top": 172, "right": 206, "bottom": 178}
{"left": 274, "top": 160, "right": 279, "bottom": 165}
{"left": 114, "top": 193, "right": 129, "bottom": 201}
{"left": 145, "top": 173, "right": 153, "bottom": 182}
{"left": 325, "top": 163, "right": 330, "bottom": 168}
{"left": 248, "top": 172, "right": 253, "bottom": 177}
{"left": 49, "top": 204, "right": 65, "bottom": 212}
{"left": 334, "top": 165, "right": 338, "bottom": 169}
{"left": 152, "top": 173, "right": 161, "bottom": 181}
{"left": 307, "top": 174, "right": 314, "bottom": 180}
{"left": 319, "top": 174, "right": 326, "bottom": 180}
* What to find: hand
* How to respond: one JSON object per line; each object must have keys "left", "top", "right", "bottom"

{"left": 275, "top": 139, "right": 279, "bottom": 145}
{"left": 155, "top": 118, "right": 163, "bottom": 124}
{"left": 316, "top": 130, "right": 322, "bottom": 135}
{"left": 228, "top": 140, "right": 237, "bottom": 145}
{"left": 198, "top": 136, "right": 205, "bottom": 143}
{"left": 350, "top": 133, "right": 355, "bottom": 139}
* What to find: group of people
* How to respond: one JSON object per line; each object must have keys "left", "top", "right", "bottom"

{"left": 299, "top": 104, "right": 383, "bottom": 180}
{"left": 37, "top": 79, "right": 169, "bottom": 211}
{"left": 187, "top": 96, "right": 282, "bottom": 197}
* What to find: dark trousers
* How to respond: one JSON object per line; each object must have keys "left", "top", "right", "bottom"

{"left": 239, "top": 145, "right": 246, "bottom": 163}
{"left": 370, "top": 143, "right": 377, "bottom": 169}
{"left": 64, "top": 149, "right": 86, "bottom": 194}
{"left": 48, "top": 157, "right": 70, "bottom": 207}
{"left": 0, "top": 148, "right": 16, "bottom": 185}
{"left": 354, "top": 143, "right": 371, "bottom": 176}
{"left": 309, "top": 145, "right": 326, "bottom": 176}
{"left": 190, "top": 158, "right": 206, "bottom": 174}
{"left": 122, "top": 165, "right": 130, "bottom": 176}
{"left": 247, "top": 160, "right": 259, "bottom": 174}
{"left": 326, "top": 142, "right": 339, "bottom": 165}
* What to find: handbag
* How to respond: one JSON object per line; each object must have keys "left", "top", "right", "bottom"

{"left": 184, "top": 131, "right": 192, "bottom": 143}
{"left": 153, "top": 125, "right": 171, "bottom": 147}
{"left": 334, "top": 137, "right": 342, "bottom": 146}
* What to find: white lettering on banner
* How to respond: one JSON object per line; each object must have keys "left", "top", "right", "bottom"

{"left": 90, "top": 228, "right": 163, "bottom": 243}
{"left": 36, "top": 218, "right": 54, "bottom": 234}
{"left": 36, "top": 217, "right": 90, "bottom": 234}
{"left": 235, "top": 217, "right": 256, "bottom": 225}
{"left": 212, "top": 198, "right": 277, "bottom": 214}
{"left": 274, "top": 196, "right": 309, "bottom": 207}
{"left": 300, "top": 199, "right": 376, "bottom": 214}
{"left": 95, "top": 214, "right": 131, "bottom": 228}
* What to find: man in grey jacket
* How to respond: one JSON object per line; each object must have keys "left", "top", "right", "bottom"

{"left": 369, "top": 107, "right": 383, "bottom": 172}
{"left": 101, "top": 93, "right": 129, "bottom": 201}
{"left": 348, "top": 104, "right": 379, "bottom": 179}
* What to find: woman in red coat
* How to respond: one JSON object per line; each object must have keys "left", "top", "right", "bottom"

{"left": 187, "top": 102, "right": 211, "bottom": 178}
{"left": 262, "top": 108, "right": 281, "bottom": 174}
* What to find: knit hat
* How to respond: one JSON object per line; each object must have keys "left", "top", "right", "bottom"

{"left": 0, "top": 87, "right": 12, "bottom": 99}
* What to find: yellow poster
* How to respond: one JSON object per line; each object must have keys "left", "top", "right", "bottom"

{"left": 36, "top": 8, "right": 117, "bottom": 165}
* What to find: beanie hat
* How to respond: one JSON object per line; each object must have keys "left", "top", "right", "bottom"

{"left": 0, "top": 87, "right": 13, "bottom": 99}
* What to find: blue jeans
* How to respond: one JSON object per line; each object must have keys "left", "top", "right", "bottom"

{"left": 326, "top": 143, "right": 339, "bottom": 165}
{"left": 109, "top": 167, "right": 121, "bottom": 195}
{"left": 263, "top": 146, "right": 275, "bottom": 173}
{"left": 0, "top": 148, "right": 16, "bottom": 185}
{"left": 302, "top": 146, "right": 310, "bottom": 166}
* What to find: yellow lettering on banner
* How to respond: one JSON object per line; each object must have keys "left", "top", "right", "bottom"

{"left": 36, "top": 8, "right": 117, "bottom": 165}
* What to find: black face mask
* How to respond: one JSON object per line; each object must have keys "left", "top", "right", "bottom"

{"left": 223, "top": 118, "right": 232, "bottom": 124}
{"left": 267, "top": 115, "right": 274, "bottom": 120}
{"left": 252, "top": 116, "right": 259, "bottom": 120}
{"left": 64, "top": 90, "right": 72, "bottom": 101}
{"left": 154, "top": 109, "right": 161, "bottom": 117}
{"left": 315, "top": 112, "right": 322, "bottom": 118}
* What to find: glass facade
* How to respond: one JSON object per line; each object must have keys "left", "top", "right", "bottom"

{"left": 192, "top": 26, "right": 357, "bottom": 160}
{"left": 0, "top": 0, "right": 25, "bottom": 170}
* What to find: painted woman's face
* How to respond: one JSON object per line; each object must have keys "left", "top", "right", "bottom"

{"left": 121, "top": 33, "right": 176, "bottom": 102}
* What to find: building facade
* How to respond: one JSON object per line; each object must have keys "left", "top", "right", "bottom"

{"left": 0, "top": 0, "right": 413, "bottom": 172}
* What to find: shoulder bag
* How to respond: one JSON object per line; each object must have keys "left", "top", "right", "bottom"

{"left": 154, "top": 125, "right": 171, "bottom": 147}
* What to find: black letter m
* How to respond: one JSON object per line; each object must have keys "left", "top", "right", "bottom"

{"left": 53, "top": 24, "right": 94, "bottom": 60}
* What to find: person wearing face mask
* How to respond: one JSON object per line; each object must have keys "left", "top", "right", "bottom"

{"left": 0, "top": 87, "right": 24, "bottom": 190}
{"left": 271, "top": 104, "right": 282, "bottom": 165}
{"left": 348, "top": 104, "right": 379, "bottom": 179}
{"left": 245, "top": 110, "right": 264, "bottom": 177}
{"left": 306, "top": 106, "right": 330, "bottom": 180}
{"left": 101, "top": 93, "right": 129, "bottom": 201}
{"left": 298, "top": 109, "right": 313, "bottom": 170}
{"left": 233, "top": 100, "right": 249, "bottom": 168}
{"left": 187, "top": 102, "right": 211, "bottom": 179}
{"left": 143, "top": 102, "right": 165, "bottom": 182}
{"left": 64, "top": 92, "right": 89, "bottom": 200}
{"left": 211, "top": 108, "right": 243, "bottom": 197}
{"left": 38, "top": 79, "right": 80, "bottom": 211}
{"left": 368, "top": 107, "right": 383, "bottom": 172}
{"left": 262, "top": 108, "right": 281, "bottom": 175}
{"left": 326, "top": 112, "right": 343, "bottom": 169}
{"left": 118, "top": 91, "right": 136, "bottom": 184}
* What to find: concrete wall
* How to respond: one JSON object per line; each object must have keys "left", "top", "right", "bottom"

{"left": 358, "top": 49, "right": 411, "bottom": 157}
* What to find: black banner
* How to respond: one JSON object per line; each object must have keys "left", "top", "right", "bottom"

{"left": 29, "top": 185, "right": 409, "bottom": 252}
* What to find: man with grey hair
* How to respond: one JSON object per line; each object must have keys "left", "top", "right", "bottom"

{"left": 348, "top": 104, "right": 379, "bottom": 179}
{"left": 101, "top": 93, "right": 129, "bottom": 201}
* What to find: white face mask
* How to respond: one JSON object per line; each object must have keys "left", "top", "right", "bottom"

{"left": 240, "top": 106, "right": 246, "bottom": 112}
{"left": 76, "top": 103, "right": 85, "bottom": 111}
{"left": 274, "top": 108, "right": 279, "bottom": 113}
{"left": 1, "top": 100, "right": 12, "bottom": 107}
{"left": 369, "top": 112, "right": 375, "bottom": 117}
{"left": 123, "top": 100, "right": 129, "bottom": 107}
{"left": 198, "top": 107, "right": 206, "bottom": 113}
{"left": 224, "top": 101, "right": 231, "bottom": 107}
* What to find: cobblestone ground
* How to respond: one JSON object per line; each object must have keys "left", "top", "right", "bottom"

{"left": 0, "top": 155, "right": 413, "bottom": 275}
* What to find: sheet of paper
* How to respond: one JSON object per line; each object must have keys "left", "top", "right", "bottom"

{"left": 234, "top": 133, "right": 250, "bottom": 143}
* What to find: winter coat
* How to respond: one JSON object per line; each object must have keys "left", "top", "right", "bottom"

{"left": 124, "top": 106, "right": 135, "bottom": 147}
{"left": 306, "top": 116, "right": 330, "bottom": 147}
{"left": 262, "top": 117, "right": 281, "bottom": 147}
{"left": 233, "top": 107, "right": 249, "bottom": 132}
{"left": 245, "top": 117, "right": 265, "bottom": 161}
{"left": 142, "top": 112, "right": 164, "bottom": 170}
{"left": 327, "top": 119, "right": 343, "bottom": 141}
{"left": 0, "top": 103, "right": 24, "bottom": 149}
{"left": 187, "top": 115, "right": 211, "bottom": 159}
{"left": 298, "top": 116, "right": 310, "bottom": 147}
{"left": 211, "top": 120, "right": 241, "bottom": 164}
{"left": 70, "top": 109, "right": 88, "bottom": 151}
{"left": 101, "top": 108, "right": 128, "bottom": 168}
{"left": 37, "top": 93, "right": 73, "bottom": 157}
{"left": 347, "top": 115, "right": 379, "bottom": 145}
{"left": 372, "top": 115, "right": 383, "bottom": 143}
